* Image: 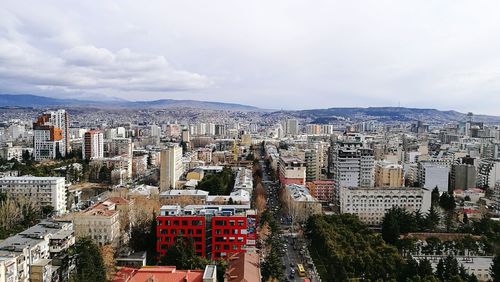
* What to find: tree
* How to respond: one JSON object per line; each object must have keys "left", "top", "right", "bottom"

{"left": 491, "top": 254, "right": 500, "bottom": 282}
{"left": 41, "top": 205, "right": 54, "bottom": 217}
{"left": 439, "top": 192, "right": 457, "bottom": 211}
{"left": 98, "top": 166, "right": 110, "bottom": 183}
{"left": 418, "top": 259, "right": 434, "bottom": 278}
{"left": 159, "top": 237, "right": 208, "bottom": 270}
{"left": 425, "top": 206, "right": 440, "bottom": 231}
{"left": 73, "top": 237, "right": 106, "bottom": 282}
{"left": 431, "top": 187, "right": 440, "bottom": 205}
{"left": 147, "top": 152, "right": 152, "bottom": 167}
{"left": 381, "top": 207, "right": 416, "bottom": 244}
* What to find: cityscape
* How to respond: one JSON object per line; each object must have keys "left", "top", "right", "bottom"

{"left": 1, "top": 1, "right": 500, "bottom": 282}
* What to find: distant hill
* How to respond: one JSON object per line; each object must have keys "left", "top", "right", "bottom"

{"left": 282, "top": 107, "right": 500, "bottom": 123}
{"left": 0, "top": 94, "right": 261, "bottom": 111}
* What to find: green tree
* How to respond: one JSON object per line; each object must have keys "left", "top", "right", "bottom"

{"left": 72, "top": 237, "right": 106, "bottom": 282}
{"left": 159, "top": 236, "right": 208, "bottom": 269}
{"left": 431, "top": 187, "right": 440, "bottom": 205}
{"left": 147, "top": 152, "right": 152, "bottom": 167}
{"left": 439, "top": 192, "right": 457, "bottom": 211}
{"left": 98, "top": 166, "right": 110, "bottom": 183}
{"left": 425, "top": 206, "right": 440, "bottom": 231}
{"left": 491, "top": 254, "right": 500, "bottom": 282}
{"left": 418, "top": 259, "right": 434, "bottom": 278}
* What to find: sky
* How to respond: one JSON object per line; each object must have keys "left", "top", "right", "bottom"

{"left": 1, "top": 1, "right": 500, "bottom": 114}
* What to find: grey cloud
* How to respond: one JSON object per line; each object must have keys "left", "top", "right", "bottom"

{"left": 1, "top": 0, "right": 500, "bottom": 114}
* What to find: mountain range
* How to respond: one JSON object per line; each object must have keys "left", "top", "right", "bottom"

{"left": 1, "top": 94, "right": 499, "bottom": 123}
{"left": 0, "top": 94, "right": 260, "bottom": 111}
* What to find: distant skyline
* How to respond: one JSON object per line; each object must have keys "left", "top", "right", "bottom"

{"left": 1, "top": 1, "right": 500, "bottom": 114}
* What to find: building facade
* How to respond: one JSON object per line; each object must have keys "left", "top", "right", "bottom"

{"left": 339, "top": 187, "right": 431, "bottom": 225}
{"left": 278, "top": 156, "right": 306, "bottom": 187}
{"left": 0, "top": 176, "right": 67, "bottom": 214}
{"left": 156, "top": 205, "right": 257, "bottom": 260}
{"left": 33, "top": 110, "right": 69, "bottom": 161}
{"left": 82, "top": 130, "right": 104, "bottom": 160}
{"left": 159, "top": 144, "right": 184, "bottom": 191}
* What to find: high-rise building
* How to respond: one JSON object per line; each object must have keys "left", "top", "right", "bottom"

{"left": 321, "top": 124, "right": 334, "bottom": 135}
{"left": 330, "top": 141, "right": 374, "bottom": 191}
{"left": 417, "top": 162, "right": 450, "bottom": 192}
{"left": 33, "top": 110, "right": 69, "bottom": 161}
{"left": 450, "top": 164, "right": 476, "bottom": 190}
{"left": 150, "top": 124, "right": 161, "bottom": 137}
{"left": 286, "top": 119, "right": 299, "bottom": 136}
{"left": 109, "top": 138, "right": 133, "bottom": 158}
{"left": 159, "top": 144, "right": 184, "bottom": 191}
{"left": 306, "top": 124, "right": 321, "bottom": 135}
{"left": 305, "top": 149, "right": 320, "bottom": 182}
{"left": 82, "top": 130, "right": 103, "bottom": 160}
{"left": 374, "top": 161, "right": 404, "bottom": 187}
{"left": 477, "top": 159, "right": 500, "bottom": 189}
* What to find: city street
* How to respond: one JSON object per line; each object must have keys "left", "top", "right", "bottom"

{"left": 260, "top": 158, "right": 320, "bottom": 282}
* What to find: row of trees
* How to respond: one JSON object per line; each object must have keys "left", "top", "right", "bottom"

{"left": 260, "top": 209, "right": 284, "bottom": 281}
{"left": 382, "top": 207, "right": 440, "bottom": 244}
{"left": 306, "top": 214, "right": 488, "bottom": 282}
{"left": 381, "top": 207, "right": 500, "bottom": 255}
{"left": 307, "top": 214, "right": 405, "bottom": 281}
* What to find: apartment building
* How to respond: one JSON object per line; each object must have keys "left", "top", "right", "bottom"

{"left": 73, "top": 198, "right": 123, "bottom": 246}
{"left": 306, "top": 180, "right": 335, "bottom": 204}
{"left": 0, "top": 220, "right": 75, "bottom": 282}
{"left": 159, "top": 144, "right": 184, "bottom": 191}
{"left": 0, "top": 176, "right": 67, "bottom": 214}
{"left": 278, "top": 156, "right": 306, "bottom": 187}
{"left": 374, "top": 161, "right": 404, "bottom": 187}
{"left": 339, "top": 187, "right": 431, "bottom": 225}
{"left": 82, "top": 130, "right": 103, "bottom": 160}
{"left": 156, "top": 205, "right": 257, "bottom": 260}
{"left": 33, "top": 110, "right": 69, "bottom": 161}
{"left": 418, "top": 162, "right": 450, "bottom": 192}
{"left": 284, "top": 184, "right": 322, "bottom": 223}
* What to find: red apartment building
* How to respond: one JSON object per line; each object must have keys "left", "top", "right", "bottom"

{"left": 157, "top": 216, "right": 206, "bottom": 258}
{"left": 156, "top": 205, "right": 257, "bottom": 260}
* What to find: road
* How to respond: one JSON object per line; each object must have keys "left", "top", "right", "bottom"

{"left": 260, "top": 158, "right": 320, "bottom": 282}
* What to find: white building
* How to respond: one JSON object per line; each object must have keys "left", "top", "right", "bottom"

{"left": 33, "top": 110, "right": 69, "bottom": 161}
{"left": 159, "top": 144, "right": 184, "bottom": 191}
{"left": 477, "top": 159, "right": 500, "bottom": 189}
{"left": 330, "top": 141, "right": 374, "bottom": 204}
{"left": 0, "top": 220, "right": 75, "bottom": 282}
{"left": 0, "top": 176, "right": 67, "bottom": 214}
{"left": 233, "top": 168, "right": 253, "bottom": 196}
{"left": 339, "top": 187, "right": 431, "bottom": 225}
{"left": 413, "top": 255, "right": 493, "bottom": 282}
{"left": 73, "top": 198, "right": 123, "bottom": 246}
{"left": 418, "top": 162, "right": 450, "bottom": 192}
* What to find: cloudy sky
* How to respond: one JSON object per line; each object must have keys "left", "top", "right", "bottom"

{"left": 1, "top": 1, "right": 500, "bottom": 114}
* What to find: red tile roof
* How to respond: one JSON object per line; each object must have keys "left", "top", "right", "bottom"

{"left": 113, "top": 266, "right": 204, "bottom": 282}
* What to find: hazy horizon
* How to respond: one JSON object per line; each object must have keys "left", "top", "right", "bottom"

{"left": 2, "top": 1, "right": 500, "bottom": 114}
